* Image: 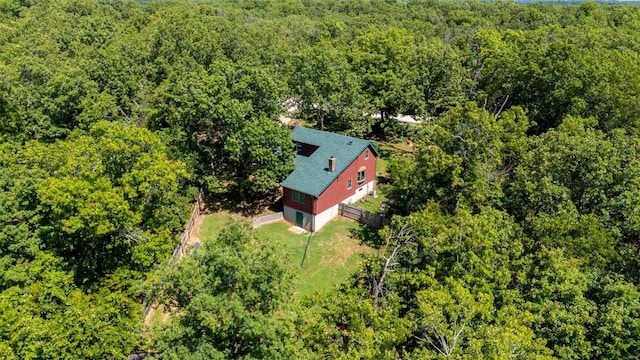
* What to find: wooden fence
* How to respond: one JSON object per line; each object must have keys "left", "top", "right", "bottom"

{"left": 338, "top": 203, "right": 389, "bottom": 229}
{"left": 141, "top": 189, "right": 204, "bottom": 319}
{"left": 168, "top": 191, "right": 203, "bottom": 264}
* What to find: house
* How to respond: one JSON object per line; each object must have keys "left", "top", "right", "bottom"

{"left": 280, "top": 126, "right": 379, "bottom": 231}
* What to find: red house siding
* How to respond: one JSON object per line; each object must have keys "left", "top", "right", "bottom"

{"left": 282, "top": 187, "right": 315, "bottom": 214}
{"left": 314, "top": 146, "right": 377, "bottom": 214}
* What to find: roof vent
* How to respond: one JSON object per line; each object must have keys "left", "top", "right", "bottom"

{"left": 347, "top": 140, "right": 354, "bottom": 145}
{"left": 328, "top": 156, "right": 336, "bottom": 172}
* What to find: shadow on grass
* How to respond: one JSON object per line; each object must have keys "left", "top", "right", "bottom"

{"left": 350, "top": 223, "right": 386, "bottom": 248}
{"left": 202, "top": 188, "right": 283, "bottom": 217}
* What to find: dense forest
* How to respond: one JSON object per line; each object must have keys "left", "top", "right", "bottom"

{"left": 1, "top": 0, "right": 640, "bottom": 358}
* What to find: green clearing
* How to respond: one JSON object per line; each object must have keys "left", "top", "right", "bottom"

{"left": 376, "top": 157, "right": 389, "bottom": 177}
{"left": 198, "top": 210, "right": 235, "bottom": 241}
{"left": 379, "top": 141, "right": 415, "bottom": 155}
{"left": 198, "top": 212, "right": 372, "bottom": 298}
{"left": 255, "top": 218, "right": 370, "bottom": 298}
{"left": 355, "top": 184, "right": 389, "bottom": 214}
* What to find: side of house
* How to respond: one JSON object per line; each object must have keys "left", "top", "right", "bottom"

{"left": 281, "top": 127, "right": 378, "bottom": 231}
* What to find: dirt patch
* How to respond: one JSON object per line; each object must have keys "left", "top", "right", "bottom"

{"left": 144, "top": 307, "right": 156, "bottom": 326}
{"left": 187, "top": 212, "right": 205, "bottom": 247}
{"left": 342, "top": 240, "right": 373, "bottom": 260}
{"left": 145, "top": 205, "right": 205, "bottom": 326}
{"left": 318, "top": 234, "right": 372, "bottom": 267}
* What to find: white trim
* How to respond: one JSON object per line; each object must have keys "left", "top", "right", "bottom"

{"left": 357, "top": 169, "right": 366, "bottom": 184}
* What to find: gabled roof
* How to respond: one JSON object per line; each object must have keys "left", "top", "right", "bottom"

{"left": 281, "top": 127, "right": 379, "bottom": 197}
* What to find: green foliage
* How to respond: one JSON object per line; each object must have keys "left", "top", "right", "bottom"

{"left": 225, "top": 116, "right": 295, "bottom": 200}
{"left": 150, "top": 221, "right": 296, "bottom": 359}
{"left": 388, "top": 103, "right": 530, "bottom": 214}
{"left": 509, "top": 116, "right": 640, "bottom": 243}
{"left": 0, "top": 253, "right": 139, "bottom": 359}
{"left": 589, "top": 276, "right": 640, "bottom": 359}
{"left": 0, "top": 123, "right": 189, "bottom": 330}
{"left": 147, "top": 62, "right": 293, "bottom": 201}
{"left": 8, "top": 121, "right": 189, "bottom": 283}
{"left": 299, "top": 287, "right": 410, "bottom": 360}
{"left": 1, "top": 0, "right": 640, "bottom": 358}
{"left": 408, "top": 37, "right": 467, "bottom": 116}
{"left": 521, "top": 247, "right": 596, "bottom": 359}
{"left": 351, "top": 27, "right": 417, "bottom": 118}
{"left": 290, "top": 39, "right": 373, "bottom": 135}
{"left": 147, "top": 66, "right": 246, "bottom": 184}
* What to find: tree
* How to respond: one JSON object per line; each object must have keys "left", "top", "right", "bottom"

{"left": 147, "top": 66, "right": 246, "bottom": 190}
{"left": 350, "top": 27, "right": 418, "bottom": 129}
{"left": 0, "top": 253, "right": 140, "bottom": 359}
{"left": 508, "top": 116, "right": 640, "bottom": 244}
{"left": 413, "top": 278, "right": 491, "bottom": 358}
{"left": 147, "top": 62, "right": 294, "bottom": 204}
{"left": 298, "top": 285, "right": 410, "bottom": 360}
{"left": 589, "top": 276, "right": 640, "bottom": 359}
{"left": 521, "top": 247, "right": 596, "bottom": 359}
{"left": 353, "top": 205, "right": 552, "bottom": 359}
{"left": 11, "top": 121, "right": 189, "bottom": 283}
{"left": 387, "top": 103, "right": 530, "bottom": 214}
{"left": 150, "top": 221, "right": 297, "bottom": 359}
{"left": 224, "top": 116, "right": 295, "bottom": 203}
{"left": 290, "top": 39, "right": 372, "bottom": 135}
{"left": 408, "top": 38, "right": 467, "bottom": 117}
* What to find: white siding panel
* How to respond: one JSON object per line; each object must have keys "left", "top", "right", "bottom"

{"left": 343, "top": 180, "right": 375, "bottom": 204}
{"left": 312, "top": 203, "right": 340, "bottom": 232}
{"left": 283, "top": 206, "right": 313, "bottom": 231}
{"left": 283, "top": 205, "right": 297, "bottom": 225}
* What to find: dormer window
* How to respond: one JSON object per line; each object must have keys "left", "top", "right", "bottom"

{"left": 295, "top": 142, "right": 319, "bottom": 157}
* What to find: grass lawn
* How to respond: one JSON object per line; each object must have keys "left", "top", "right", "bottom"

{"left": 355, "top": 185, "right": 389, "bottom": 214}
{"left": 256, "top": 218, "right": 371, "bottom": 298}
{"left": 197, "top": 210, "right": 235, "bottom": 242}
{"left": 197, "top": 212, "right": 372, "bottom": 299}
{"left": 376, "top": 157, "right": 389, "bottom": 177}
{"left": 379, "top": 141, "right": 415, "bottom": 155}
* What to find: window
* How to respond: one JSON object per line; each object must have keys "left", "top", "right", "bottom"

{"left": 364, "top": 149, "right": 369, "bottom": 160}
{"left": 347, "top": 179, "right": 352, "bottom": 190}
{"left": 357, "top": 170, "right": 366, "bottom": 184}
{"left": 295, "top": 142, "right": 302, "bottom": 153}
{"left": 291, "top": 190, "right": 306, "bottom": 205}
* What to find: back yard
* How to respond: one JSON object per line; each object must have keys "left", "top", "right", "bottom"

{"left": 199, "top": 212, "right": 372, "bottom": 299}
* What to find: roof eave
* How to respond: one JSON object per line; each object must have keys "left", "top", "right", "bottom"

{"left": 280, "top": 183, "right": 319, "bottom": 197}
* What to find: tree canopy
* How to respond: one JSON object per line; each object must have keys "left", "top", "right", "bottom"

{"left": 1, "top": 0, "right": 640, "bottom": 358}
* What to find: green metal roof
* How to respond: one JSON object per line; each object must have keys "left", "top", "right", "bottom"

{"left": 280, "top": 127, "right": 379, "bottom": 197}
